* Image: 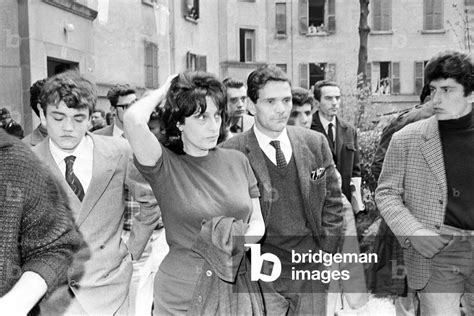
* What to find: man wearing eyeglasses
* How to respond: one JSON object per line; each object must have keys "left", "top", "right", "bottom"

{"left": 95, "top": 84, "right": 137, "bottom": 137}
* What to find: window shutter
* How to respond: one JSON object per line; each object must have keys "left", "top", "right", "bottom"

{"left": 326, "top": 63, "right": 336, "bottom": 81}
{"left": 391, "top": 62, "right": 400, "bottom": 94}
{"left": 186, "top": 51, "right": 196, "bottom": 69}
{"left": 424, "top": 0, "right": 434, "bottom": 30}
{"left": 152, "top": 44, "right": 158, "bottom": 87}
{"left": 145, "top": 43, "right": 153, "bottom": 88}
{"left": 276, "top": 3, "right": 287, "bottom": 35}
{"left": 299, "top": 0, "right": 308, "bottom": 35}
{"left": 196, "top": 55, "right": 207, "bottom": 72}
{"left": 182, "top": 0, "right": 188, "bottom": 17}
{"left": 327, "top": 0, "right": 336, "bottom": 33}
{"left": 414, "top": 61, "right": 424, "bottom": 95}
{"left": 372, "top": 62, "right": 380, "bottom": 93}
{"left": 433, "top": 0, "right": 443, "bottom": 30}
{"left": 382, "top": 0, "right": 391, "bottom": 31}
{"left": 299, "top": 63, "right": 309, "bottom": 89}
{"left": 373, "top": 0, "right": 382, "bottom": 31}
{"left": 246, "top": 38, "right": 252, "bottom": 61}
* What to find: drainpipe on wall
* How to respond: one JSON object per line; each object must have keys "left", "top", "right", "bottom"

{"left": 169, "top": 0, "right": 176, "bottom": 74}
{"left": 18, "top": 0, "right": 32, "bottom": 134}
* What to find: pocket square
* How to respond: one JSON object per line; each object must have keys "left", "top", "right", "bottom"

{"left": 311, "top": 167, "right": 326, "bottom": 180}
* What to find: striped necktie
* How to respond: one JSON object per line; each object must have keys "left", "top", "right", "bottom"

{"left": 65, "top": 155, "right": 85, "bottom": 201}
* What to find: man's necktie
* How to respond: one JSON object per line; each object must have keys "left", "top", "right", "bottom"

{"left": 270, "top": 140, "right": 287, "bottom": 168}
{"left": 65, "top": 155, "right": 85, "bottom": 201}
{"left": 327, "top": 123, "right": 335, "bottom": 151}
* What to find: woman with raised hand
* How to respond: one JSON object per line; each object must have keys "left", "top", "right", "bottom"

{"left": 124, "top": 71, "right": 265, "bottom": 315}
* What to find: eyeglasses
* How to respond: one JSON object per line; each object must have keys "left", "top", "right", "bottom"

{"left": 116, "top": 99, "right": 137, "bottom": 110}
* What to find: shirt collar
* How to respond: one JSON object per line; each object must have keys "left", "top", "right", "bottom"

{"left": 49, "top": 134, "right": 93, "bottom": 165}
{"left": 253, "top": 125, "right": 291, "bottom": 149}
{"left": 318, "top": 112, "right": 336, "bottom": 130}
{"left": 113, "top": 124, "right": 124, "bottom": 138}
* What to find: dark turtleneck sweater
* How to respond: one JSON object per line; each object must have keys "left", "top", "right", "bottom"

{"left": 439, "top": 110, "right": 474, "bottom": 230}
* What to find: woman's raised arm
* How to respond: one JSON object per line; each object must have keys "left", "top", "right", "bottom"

{"left": 124, "top": 76, "right": 174, "bottom": 166}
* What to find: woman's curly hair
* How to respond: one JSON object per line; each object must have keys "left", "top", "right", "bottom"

{"left": 160, "top": 71, "right": 228, "bottom": 154}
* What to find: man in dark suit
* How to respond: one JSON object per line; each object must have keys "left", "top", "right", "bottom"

{"left": 221, "top": 65, "right": 343, "bottom": 315}
{"left": 311, "top": 80, "right": 362, "bottom": 211}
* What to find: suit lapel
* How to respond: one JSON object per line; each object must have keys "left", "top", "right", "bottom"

{"left": 287, "top": 128, "right": 311, "bottom": 215}
{"left": 312, "top": 112, "right": 336, "bottom": 157}
{"left": 76, "top": 135, "right": 122, "bottom": 226}
{"left": 244, "top": 130, "right": 273, "bottom": 219}
{"left": 420, "top": 116, "right": 447, "bottom": 195}
{"left": 335, "top": 118, "right": 346, "bottom": 168}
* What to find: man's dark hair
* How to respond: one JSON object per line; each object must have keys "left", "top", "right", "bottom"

{"left": 247, "top": 65, "right": 291, "bottom": 103}
{"left": 30, "top": 79, "right": 47, "bottom": 117}
{"left": 161, "top": 71, "right": 228, "bottom": 154}
{"left": 222, "top": 77, "right": 245, "bottom": 89}
{"left": 93, "top": 109, "right": 106, "bottom": 118}
{"left": 424, "top": 50, "right": 474, "bottom": 96}
{"left": 106, "top": 84, "right": 136, "bottom": 107}
{"left": 39, "top": 70, "right": 97, "bottom": 115}
{"left": 420, "top": 83, "right": 431, "bottom": 104}
{"left": 292, "top": 87, "right": 317, "bottom": 109}
{"left": 313, "top": 80, "right": 340, "bottom": 102}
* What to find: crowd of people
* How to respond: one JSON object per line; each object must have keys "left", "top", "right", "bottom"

{"left": 0, "top": 49, "right": 472, "bottom": 316}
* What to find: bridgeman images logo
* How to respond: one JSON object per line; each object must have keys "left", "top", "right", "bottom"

{"left": 246, "top": 243, "right": 378, "bottom": 283}
{"left": 246, "top": 244, "right": 282, "bottom": 282}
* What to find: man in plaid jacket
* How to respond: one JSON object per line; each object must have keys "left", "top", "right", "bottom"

{"left": 376, "top": 50, "right": 474, "bottom": 315}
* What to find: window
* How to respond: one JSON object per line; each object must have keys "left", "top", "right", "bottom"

{"left": 276, "top": 3, "right": 287, "bottom": 36}
{"left": 299, "top": 0, "right": 335, "bottom": 35}
{"left": 239, "top": 29, "right": 255, "bottom": 62}
{"left": 47, "top": 57, "right": 79, "bottom": 77}
{"left": 371, "top": 61, "right": 400, "bottom": 95}
{"left": 424, "top": 0, "right": 443, "bottom": 30}
{"left": 145, "top": 42, "right": 158, "bottom": 88}
{"left": 183, "top": 0, "right": 199, "bottom": 20}
{"left": 186, "top": 52, "right": 207, "bottom": 71}
{"left": 414, "top": 61, "right": 429, "bottom": 95}
{"left": 372, "top": 0, "right": 391, "bottom": 31}
{"left": 299, "top": 62, "right": 336, "bottom": 89}
{"left": 276, "top": 64, "right": 287, "bottom": 73}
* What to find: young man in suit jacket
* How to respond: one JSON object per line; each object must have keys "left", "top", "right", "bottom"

{"left": 311, "top": 81, "right": 362, "bottom": 212}
{"left": 376, "top": 50, "right": 474, "bottom": 315}
{"left": 221, "top": 65, "right": 343, "bottom": 315}
{"left": 32, "top": 71, "right": 160, "bottom": 315}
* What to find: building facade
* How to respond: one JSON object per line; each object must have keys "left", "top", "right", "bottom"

{"left": 2, "top": 0, "right": 472, "bottom": 133}
{"left": 263, "top": 0, "right": 472, "bottom": 111}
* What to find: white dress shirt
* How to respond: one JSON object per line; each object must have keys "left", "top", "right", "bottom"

{"left": 253, "top": 125, "right": 292, "bottom": 165}
{"left": 49, "top": 135, "right": 94, "bottom": 194}
{"left": 318, "top": 112, "right": 336, "bottom": 142}
{"left": 113, "top": 124, "right": 124, "bottom": 138}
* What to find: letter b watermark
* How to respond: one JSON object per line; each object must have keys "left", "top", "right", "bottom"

{"left": 246, "top": 244, "right": 281, "bottom": 282}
